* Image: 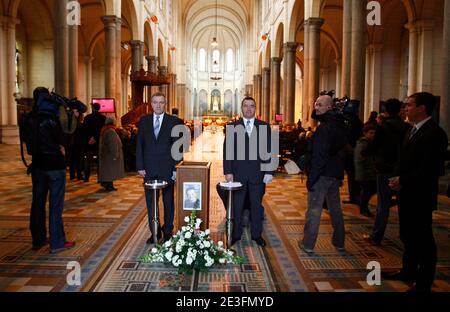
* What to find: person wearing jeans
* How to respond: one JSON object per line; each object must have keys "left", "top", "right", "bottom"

{"left": 303, "top": 176, "right": 345, "bottom": 251}
{"left": 31, "top": 169, "right": 67, "bottom": 251}
{"left": 300, "top": 95, "right": 349, "bottom": 253}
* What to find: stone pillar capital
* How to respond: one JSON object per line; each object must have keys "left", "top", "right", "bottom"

{"left": 130, "top": 40, "right": 144, "bottom": 48}
{"left": 254, "top": 74, "right": 262, "bottom": 79}
{"left": 0, "top": 15, "right": 19, "bottom": 30}
{"left": 417, "top": 19, "right": 435, "bottom": 31}
{"left": 404, "top": 22, "right": 419, "bottom": 32}
{"left": 283, "top": 42, "right": 298, "bottom": 53}
{"left": 102, "top": 15, "right": 121, "bottom": 27}
{"left": 305, "top": 17, "right": 324, "bottom": 29}
{"left": 263, "top": 67, "right": 270, "bottom": 74}
{"left": 271, "top": 57, "right": 283, "bottom": 64}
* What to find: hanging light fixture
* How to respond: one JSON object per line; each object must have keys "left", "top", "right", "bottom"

{"left": 211, "top": 0, "right": 218, "bottom": 47}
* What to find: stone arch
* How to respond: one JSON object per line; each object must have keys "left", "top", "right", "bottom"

{"left": 263, "top": 40, "right": 271, "bottom": 68}
{"left": 273, "top": 22, "right": 284, "bottom": 58}
{"left": 121, "top": 0, "right": 139, "bottom": 40}
{"left": 158, "top": 39, "right": 166, "bottom": 66}
{"left": 288, "top": 0, "right": 304, "bottom": 42}
{"left": 144, "top": 21, "right": 155, "bottom": 56}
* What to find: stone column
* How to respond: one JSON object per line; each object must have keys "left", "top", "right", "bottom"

{"left": 101, "top": 16, "right": 118, "bottom": 100}
{"left": 341, "top": 0, "right": 352, "bottom": 97}
{"left": 54, "top": 0, "right": 69, "bottom": 96}
{"left": 370, "top": 44, "right": 383, "bottom": 116}
{"left": 0, "top": 16, "right": 19, "bottom": 143}
{"left": 253, "top": 74, "right": 262, "bottom": 117}
{"left": 158, "top": 65, "right": 168, "bottom": 110}
{"left": 306, "top": 18, "right": 324, "bottom": 124}
{"left": 146, "top": 56, "right": 158, "bottom": 101}
{"left": 283, "top": 42, "right": 298, "bottom": 124}
{"left": 270, "top": 57, "right": 282, "bottom": 122}
{"left": 130, "top": 40, "right": 144, "bottom": 111}
{"left": 177, "top": 83, "right": 186, "bottom": 119}
{"left": 130, "top": 40, "right": 144, "bottom": 73}
{"left": 303, "top": 21, "right": 310, "bottom": 124}
{"left": 68, "top": 24, "right": 78, "bottom": 99}
{"left": 417, "top": 20, "right": 435, "bottom": 92}
{"left": 350, "top": 0, "right": 366, "bottom": 119}
{"left": 83, "top": 56, "right": 94, "bottom": 112}
{"left": 115, "top": 18, "right": 122, "bottom": 123}
{"left": 335, "top": 58, "right": 342, "bottom": 97}
{"left": 405, "top": 22, "right": 419, "bottom": 95}
{"left": 441, "top": 0, "right": 450, "bottom": 137}
{"left": 262, "top": 67, "right": 271, "bottom": 122}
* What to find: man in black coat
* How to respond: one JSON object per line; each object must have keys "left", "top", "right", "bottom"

{"left": 364, "top": 98, "right": 410, "bottom": 245}
{"left": 136, "top": 92, "right": 184, "bottom": 244}
{"left": 223, "top": 97, "right": 275, "bottom": 247}
{"left": 386, "top": 92, "right": 448, "bottom": 292}
{"left": 300, "top": 95, "right": 349, "bottom": 253}
{"left": 81, "top": 103, "right": 106, "bottom": 182}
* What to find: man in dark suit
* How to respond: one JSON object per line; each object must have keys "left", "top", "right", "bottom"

{"left": 223, "top": 97, "right": 275, "bottom": 247}
{"left": 386, "top": 92, "right": 448, "bottom": 292}
{"left": 81, "top": 103, "right": 106, "bottom": 182}
{"left": 136, "top": 92, "right": 184, "bottom": 244}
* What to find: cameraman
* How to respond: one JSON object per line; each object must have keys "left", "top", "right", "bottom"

{"left": 29, "top": 87, "right": 75, "bottom": 253}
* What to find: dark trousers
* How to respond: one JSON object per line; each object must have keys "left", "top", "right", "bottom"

{"left": 30, "top": 169, "right": 66, "bottom": 249}
{"left": 398, "top": 198, "right": 437, "bottom": 289}
{"left": 359, "top": 180, "right": 377, "bottom": 213}
{"left": 144, "top": 180, "right": 175, "bottom": 237}
{"left": 68, "top": 145, "right": 84, "bottom": 180}
{"left": 232, "top": 181, "right": 265, "bottom": 239}
{"left": 83, "top": 150, "right": 97, "bottom": 182}
{"left": 371, "top": 174, "right": 394, "bottom": 243}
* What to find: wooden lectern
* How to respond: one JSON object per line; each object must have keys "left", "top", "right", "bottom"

{"left": 175, "top": 161, "right": 211, "bottom": 231}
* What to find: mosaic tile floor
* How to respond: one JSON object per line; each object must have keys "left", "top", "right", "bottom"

{"left": 0, "top": 130, "right": 449, "bottom": 292}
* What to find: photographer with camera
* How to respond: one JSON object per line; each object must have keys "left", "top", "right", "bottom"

{"left": 24, "top": 87, "right": 75, "bottom": 253}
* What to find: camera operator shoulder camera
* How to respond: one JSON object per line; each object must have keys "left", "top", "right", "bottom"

{"left": 19, "top": 87, "right": 87, "bottom": 174}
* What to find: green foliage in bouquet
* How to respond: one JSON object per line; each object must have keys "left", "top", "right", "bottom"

{"left": 140, "top": 210, "right": 244, "bottom": 274}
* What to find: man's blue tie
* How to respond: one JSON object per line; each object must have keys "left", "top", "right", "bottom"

{"left": 246, "top": 120, "right": 251, "bottom": 136}
{"left": 154, "top": 116, "right": 160, "bottom": 138}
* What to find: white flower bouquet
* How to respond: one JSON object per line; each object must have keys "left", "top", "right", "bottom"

{"left": 140, "top": 210, "right": 244, "bottom": 274}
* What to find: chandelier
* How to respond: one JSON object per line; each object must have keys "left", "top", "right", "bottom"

{"left": 211, "top": 0, "right": 218, "bottom": 47}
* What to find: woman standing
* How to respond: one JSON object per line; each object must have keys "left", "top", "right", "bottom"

{"left": 98, "top": 117, "right": 124, "bottom": 192}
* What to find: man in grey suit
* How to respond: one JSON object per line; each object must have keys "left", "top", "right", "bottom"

{"left": 136, "top": 92, "right": 184, "bottom": 244}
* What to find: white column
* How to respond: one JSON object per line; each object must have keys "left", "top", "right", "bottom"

{"left": 417, "top": 20, "right": 434, "bottom": 92}
{"left": 83, "top": 56, "right": 93, "bottom": 111}
{"left": 364, "top": 46, "right": 372, "bottom": 119}
{"left": 69, "top": 24, "right": 78, "bottom": 98}
{"left": 335, "top": 58, "right": 341, "bottom": 98}
{"left": 54, "top": 0, "right": 69, "bottom": 96}
{"left": 341, "top": 0, "right": 352, "bottom": 97}
{"left": 0, "top": 16, "right": 19, "bottom": 143}
{"left": 371, "top": 44, "right": 383, "bottom": 115}
{"left": 101, "top": 16, "right": 117, "bottom": 99}
{"left": 350, "top": 0, "right": 365, "bottom": 119}
{"left": 405, "top": 22, "right": 419, "bottom": 95}
{"left": 115, "top": 18, "right": 122, "bottom": 123}
{"left": 441, "top": 0, "right": 450, "bottom": 137}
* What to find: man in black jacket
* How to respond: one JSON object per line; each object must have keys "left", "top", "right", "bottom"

{"left": 364, "top": 99, "right": 410, "bottom": 245}
{"left": 28, "top": 87, "right": 75, "bottom": 253}
{"left": 81, "top": 103, "right": 106, "bottom": 182}
{"left": 300, "top": 95, "right": 349, "bottom": 253}
{"left": 386, "top": 92, "right": 448, "bottom": 292}
{"left": 136, "top": 92, "right": 184, "bottom": 244}
{"left": 223, "top": 97, "right": 275, "bottom": 247}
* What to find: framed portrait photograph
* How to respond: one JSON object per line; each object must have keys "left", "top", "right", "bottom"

{"left": 183, "top": 182, "right": 202, "bottom": 211}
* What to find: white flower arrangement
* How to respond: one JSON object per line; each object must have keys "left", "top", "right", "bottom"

{"left": 140, "top": 210, "right": 244, "bottom": 274}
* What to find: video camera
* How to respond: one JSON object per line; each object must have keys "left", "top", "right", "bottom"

{"left": 319, "top": 90, "right": 360, "bottom": 116}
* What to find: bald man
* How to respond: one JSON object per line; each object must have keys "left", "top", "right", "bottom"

{"left": 299, "top": 95, "right": 350, "bottom": 253}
